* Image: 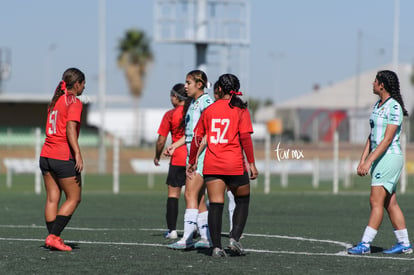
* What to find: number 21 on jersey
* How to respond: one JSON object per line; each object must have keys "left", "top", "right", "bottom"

{"left": 48, "top": 110, "right": 58, "bottom": 135}
{"left": 210, "top": 118, "right": 229, "bottom": 144}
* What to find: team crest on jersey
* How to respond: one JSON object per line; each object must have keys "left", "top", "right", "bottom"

{"left": 377, "top": 107, "right": 386, "bottom": 118}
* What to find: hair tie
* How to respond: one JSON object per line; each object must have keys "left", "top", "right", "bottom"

{"left": 230, "top": 90, "right": 243, "bottom": 96}
{"left": 61, "top": 80, "right": 67, "bottom": 91}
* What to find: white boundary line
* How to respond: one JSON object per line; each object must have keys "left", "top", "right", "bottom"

{"left": 1, "top": 225, "right": 414, "bottom": 261}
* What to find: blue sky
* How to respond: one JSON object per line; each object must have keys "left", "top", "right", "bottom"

{"left": 0, "top": 0, "right": 413, "bottom": 108}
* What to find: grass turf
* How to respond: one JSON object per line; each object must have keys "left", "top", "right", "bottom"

{"left": 1, "top": 174, "right": 414, "bottom": 274}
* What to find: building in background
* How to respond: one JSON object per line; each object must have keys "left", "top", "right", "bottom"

{"left": 256, "top": 64, "right": 414, "bottom": 143}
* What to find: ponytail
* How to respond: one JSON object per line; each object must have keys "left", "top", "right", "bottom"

{"left": 48, "top": 81, "right": 66, "bottom": 112}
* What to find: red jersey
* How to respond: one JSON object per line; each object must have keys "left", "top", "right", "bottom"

{"left": 157, "top": 105, "right": 187, "bottom": 166}
{"left": 194, "top": 99, "right": 253, "bottom": 175}
{"left": 40, "top": 94, "right": 83, "bottom": 160}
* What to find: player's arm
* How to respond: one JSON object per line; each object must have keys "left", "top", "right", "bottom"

{"left": 187, "top": 117, "right": 206, "bottom": 175}
{"left": 358, "top": 125, "right": 398, "bottom": 176}
{"left": 154, "top": 135, "right": 167, "bottom": 166}
{"left": 164, "top": 135, "right": 185, "bottom": 157}
{"left": 357, "top": 135, "right": 370, "bottom": 176}
{"left": 240, "top": 132, "right": 258, "bottom": 179}
{"left": 67, "top": 120, "right": 83, "bottom": 172}
{"left": 187, "top": 135, "right": 203, "bottom": 176}
{"left": 196, "top": 136, "right": 207, "bottom": 160}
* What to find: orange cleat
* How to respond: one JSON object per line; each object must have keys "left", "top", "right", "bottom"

{"left": 45, "top": 234, "right": 72, "bottom": 251}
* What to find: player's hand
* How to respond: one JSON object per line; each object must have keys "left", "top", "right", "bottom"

{"left": 153, "top": 157, "right": 160, "bottom": 166}
{"left": 163, "top": 145, "right": 175, "bottom": 157}
{"left": 357, "top": 161, "right": 370, "bottom": 177}
{"left": 249, "top": 163, "right": 258, "bottom": 180}
{"left": 74, "top": 153, "right": 83, "bottom": 172}
{"left": 186, "top": 164, "right": 197, "bottom": 179}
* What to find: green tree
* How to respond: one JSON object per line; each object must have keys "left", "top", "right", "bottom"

{"left": 117, "top": 28, "right": 153, "bottom": 98}
{"left": 117, "top": 29, "right": 153, "bottom": 145}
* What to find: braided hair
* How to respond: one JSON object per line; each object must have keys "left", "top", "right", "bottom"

{"left": 376, "top": 70, "right": 408, "bottom": 116}
{"left": 217, "top": 73, "right": 247, "bottom": 109}
{"left": 48, "top": 68, "right": 85, "bottom": 112}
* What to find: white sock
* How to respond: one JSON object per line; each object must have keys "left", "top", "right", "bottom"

{"left": 394, "top": 228, "right": 410, "bottom": 246}
{"left": 361, "top": 226, "right": 377, "bottom": 246}
{"left": 227, "top": 190, "right": 235, "bottom": 231}
{"left": 182, "top": 209, "right": 198, "bottom": 241}
{"left": 197, "top": 211, "right": 210, "bottom": 240}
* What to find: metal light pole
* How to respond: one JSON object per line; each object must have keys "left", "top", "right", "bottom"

{"left": 98, "top": 0, "right": 107, "bottom": 173}
{"left": 392, "top": 0, "right": 400, "bottom": 72}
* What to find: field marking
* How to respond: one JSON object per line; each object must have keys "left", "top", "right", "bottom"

{"left": 2, "top": 225, "right": 414, "bottom": 261}
{"left": 0, "top": 224, "right": 136, "bottom": 231}
{"left": 0, "top": 237, "right": 413, "bottom": 261}
{"left": 140, "top": 228, "right": 352, "bottom": 249}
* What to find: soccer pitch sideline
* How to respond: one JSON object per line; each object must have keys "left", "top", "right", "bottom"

{"left": 1, "top": 175, "right": 414, "bottom": 274}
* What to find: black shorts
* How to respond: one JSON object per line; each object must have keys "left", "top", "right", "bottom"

{"left": 204, "top": 171, "right": 249, "bottom": 188}
{"left": 39, "top": 157, "right": 80, "bottom": 178}
{"left": 166, "top": 164, "right": 186, "bottom": 188}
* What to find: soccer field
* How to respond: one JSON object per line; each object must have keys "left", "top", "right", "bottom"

{"left": 1, "top": 174, "right": 414, "bottom": 274}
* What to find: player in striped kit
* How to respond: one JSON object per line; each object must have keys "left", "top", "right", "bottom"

{"left": 166, "top": 70, "right": 213, "bottom": 249}
{"left": 348, "top": 70, "right": 412, "bottom": 255}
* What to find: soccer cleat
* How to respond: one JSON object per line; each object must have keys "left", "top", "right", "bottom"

{"left": 167, "top": 238, "right": 193, "bottom": 250}
{"left": 164, "top": 230, "right": 178, "bottom": 239}
{"left": 194, "top": 238, "right": 211, "bottom": 249}
{"left": 383, "top": 243, "right": 413, "bottom": 254}
{"left": 347, "top": 242, "right": 370, "bottom": 255}
{"left": 212, "top": 247, "right": 227, "bottom": 258}
{"left": 228, "top": 238, "right": 246, "bottom": 256}
{"left": 45, "top": 234, "right": 72, "bottom": 252}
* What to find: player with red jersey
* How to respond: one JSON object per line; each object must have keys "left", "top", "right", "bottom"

{"left": 154, "top": 83, "right": 188, "bottom": 239}
{"left": 39, "top": 68, "right": 85, "bottom": 251}
{"left": 188, "top": 73, "right": 258, "bottom": 257}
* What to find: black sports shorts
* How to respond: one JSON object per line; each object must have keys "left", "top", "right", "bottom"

{"left": 204, "top": 171, "right": 249, "bottom": 188}
{"left": 39, "top": 157, "right": 80, "bottom": 178}
{"left": 166, "top": 164, "right": 186, "bottom": 187}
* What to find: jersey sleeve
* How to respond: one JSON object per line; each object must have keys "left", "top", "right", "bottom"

{"left": 239, "top": 109, "right": 253, "bottom": 134}
{"left": 67, "top": 100, "right": 83, "bottom": 122}
{"left": 388, "top": 102, "right": 403, "bottom": 126}
{"left": 157, "top": 111, "right": 172, "bottom": 137}
{"left": 201, "top": 95, "right": 213, "bottom": 111}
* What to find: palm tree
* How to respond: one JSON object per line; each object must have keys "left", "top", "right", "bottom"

{"left": 117, "top": 29, "right": 153, "bottom": 145}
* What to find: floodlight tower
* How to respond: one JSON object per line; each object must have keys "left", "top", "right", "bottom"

{"left": 0, "top": 48, "right": 11, "bottom": 93}
{"left": 154, "top": 0, "right": 250, "bottom": 89}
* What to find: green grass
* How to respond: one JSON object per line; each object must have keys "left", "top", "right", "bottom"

{"left": 1, "top": 174, "right": 414, "bottom": 274}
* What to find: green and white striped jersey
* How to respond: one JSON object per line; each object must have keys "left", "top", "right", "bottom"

{"left": 185, "top": 93, "right": 213, "bottom": 144}
{"left": 369, "top": 97, "right": 403, "bottom": 155}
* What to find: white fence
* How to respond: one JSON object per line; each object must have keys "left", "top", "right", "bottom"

{"left": 2, "top": 129, "right": 408, "bottom": 195}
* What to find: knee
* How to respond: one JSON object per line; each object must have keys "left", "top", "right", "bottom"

{"left": 67, "top": 196, "right": 81, "bottom": 207}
